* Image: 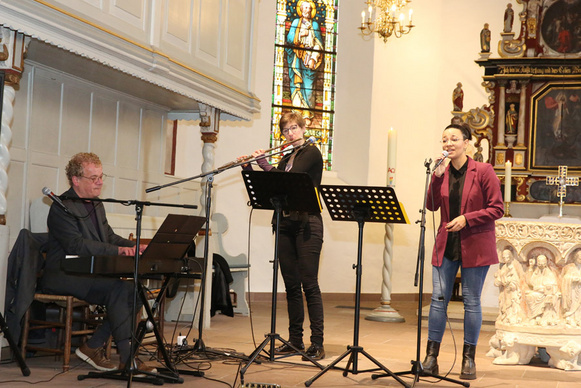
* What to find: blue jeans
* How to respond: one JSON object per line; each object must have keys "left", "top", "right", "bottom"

{"left": 427, "top": 256, "right": 489, "bottom": 346}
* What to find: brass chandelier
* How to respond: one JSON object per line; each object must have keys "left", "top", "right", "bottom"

{"left": 359, "top": 0, "right": 414, "bottom": 42}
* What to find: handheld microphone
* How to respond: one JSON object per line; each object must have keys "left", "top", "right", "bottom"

{"left": 432, "top": 150, "right": 449, "bottom": 170}
{"left": 42, "top": 187, "right": 70, "bottom": 213}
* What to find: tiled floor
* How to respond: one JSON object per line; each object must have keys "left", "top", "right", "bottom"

{"left": 1, "top": 299, "right": 578, "bottom": 387}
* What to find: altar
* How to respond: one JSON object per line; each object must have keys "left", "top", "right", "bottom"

{"left": 489, "top": 216, "right": 581, "bottom": 370}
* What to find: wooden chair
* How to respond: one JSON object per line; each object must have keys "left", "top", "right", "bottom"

{"left": 20, "top": 294, "right": 106, "bottom": 372}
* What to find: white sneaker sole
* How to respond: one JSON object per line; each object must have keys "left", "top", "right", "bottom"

{"left": 75, "top": 347, "right": 117, "bottom": 371}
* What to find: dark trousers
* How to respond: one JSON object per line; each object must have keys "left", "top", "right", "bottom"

{"left": 41, "top": 271, "right": 141, "bottom": 347}
{"left": 277, "top": 214, "right": 324, "bottom": 347}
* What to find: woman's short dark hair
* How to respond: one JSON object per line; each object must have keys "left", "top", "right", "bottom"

{"left": 445, "top": 123, "right": 472, "bottom": 141}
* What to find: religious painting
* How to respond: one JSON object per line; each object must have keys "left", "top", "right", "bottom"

{"left": 540, "top": 0, "right": 581, "bottom": 55}
{"left": 530, "top": 82, "right": 581, "bottom": 170}
{"left": 271, "top": 0, "right": 339, "bottom": 170}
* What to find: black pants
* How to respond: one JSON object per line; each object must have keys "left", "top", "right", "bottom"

{"left": 277, "top": 214, "right": 324, "bottom": 347}
{"left": 41, "top": 270, "right": 141, "bottom": 347}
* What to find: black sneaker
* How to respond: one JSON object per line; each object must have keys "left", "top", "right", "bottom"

{"left": 302, "top": 344, "right": 325, "bottom": 361}
{"left": 274, "top": 342, "right": 305, "bottom": 354}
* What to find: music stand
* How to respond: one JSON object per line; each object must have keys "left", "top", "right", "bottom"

{"left": 305, "top": 185, "right": 410, "bottom": 388}
{"left": 238, "top": 171, "right": 324, "bottom": 386}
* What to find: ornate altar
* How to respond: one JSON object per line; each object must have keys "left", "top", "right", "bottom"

{"left": 492, "top": 217, "right": 581, "bottom": 370}
{"left": 458, "top": 0, "right": 581, "bottom": 205}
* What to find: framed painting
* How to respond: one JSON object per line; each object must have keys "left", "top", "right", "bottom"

{"left": 530, "top": 82, "right": 581, "bottom": 171}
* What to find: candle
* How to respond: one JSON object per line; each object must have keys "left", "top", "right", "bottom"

{"left": 504, "top": 160, "right": 512, "bottom": 202}
{"left": 409, "top": 9, "right": 413, "bottom": 24}
{"left": 387, "top": 127, "right": 397, "bottom": 187}
{"left": 361, "top": 11, "right": 365, "bottom": 25}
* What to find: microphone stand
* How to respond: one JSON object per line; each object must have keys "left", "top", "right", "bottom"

{"left": 60, "top": 195, "right": 196, "bottom": 386}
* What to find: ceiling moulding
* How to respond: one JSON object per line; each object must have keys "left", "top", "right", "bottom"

{"left": 0, "top": 1, "right": 260, "bottom": 121}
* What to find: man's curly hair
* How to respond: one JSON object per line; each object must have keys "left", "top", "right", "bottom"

{"left": 65, "top": 152, "right": 102, "bottom": 186}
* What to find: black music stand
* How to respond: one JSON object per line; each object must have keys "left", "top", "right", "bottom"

{"left": 0, "top": 311, "right": 30, "bottom": 376}
{"left": 238, "top": 171, "right": 324, "bottom": 386}
{"left": 305, "top": 185, "right": 410, "bottom": 388}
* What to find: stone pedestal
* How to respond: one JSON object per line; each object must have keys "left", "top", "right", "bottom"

{"left": 489, "top": 218, "right": 581, "bottom": 370}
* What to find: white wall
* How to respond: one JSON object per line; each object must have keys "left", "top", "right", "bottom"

{"left": 169, "top": 1, "right": 515, "bottom": 296}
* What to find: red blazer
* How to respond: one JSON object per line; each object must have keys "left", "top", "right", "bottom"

{"left": 427, "top": 157, "right": 504, "bottom": 268}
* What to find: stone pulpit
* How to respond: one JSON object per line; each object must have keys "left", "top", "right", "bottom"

{"left": 490, "top": 217, "right": 581, "bottom": 370}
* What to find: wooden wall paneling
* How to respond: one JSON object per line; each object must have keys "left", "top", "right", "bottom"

{"left": 29, "top": 68, "right": 62, "bottom": 155}
{"left": 164, "top": 0, "right": 193, "bottom": 49}
{"left": 116, "top": 101, "right": 141, "bottom": 170}
{"left": 90, "top": 94, "right": 119, "bottom": 164}
{"left": 61, "top": 83, "right": 92, "bottom": 156}
{"left": 223, "top": 0, "right": 247, "bottom": 78}
{"left": 196, "top": 0, "right": 221, "bottom": 65}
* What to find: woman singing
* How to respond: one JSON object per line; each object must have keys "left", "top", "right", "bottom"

{"left": 423, "top": 123, "right": 503, "bottom": 380}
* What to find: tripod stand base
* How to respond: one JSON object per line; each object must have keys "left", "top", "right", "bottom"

{"left": 305, "top": 345, "right": 410, "bottom": 388}
{"left": 77, "top": 368, "right": 184, "bottom": 385}
{"left": 240, "top": 333, "right": 323, "bottom": 386}
{"left": 371, "top": 360, "right": 470, "bottom": 387}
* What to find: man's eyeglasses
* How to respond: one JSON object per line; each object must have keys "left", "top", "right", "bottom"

{"left": 79, "top": 174, "right": 107, "bottom": 183}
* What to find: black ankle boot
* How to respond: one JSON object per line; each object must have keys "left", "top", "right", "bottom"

{"left": 460, "top": 343, "right": 477, "bottom": 380}
{"left": 421, "top": 340, "right": 440, "bottom": 375}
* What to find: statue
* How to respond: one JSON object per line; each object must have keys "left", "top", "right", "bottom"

{"left": 452, "top": 82, "right": 463, "bottom": 112}
{"left": 286, "top": 0, "right": 324, "bottom": 121}
{"left": 494, "top": 249, "right": 525, "bottom": 325}
{"left": 505, "top": 104, "right": 518, "bottom": 135}
{"left": 524, "top": 255, "right": 561, "bottom": 326}
{"left": 562, "top": 250, "right": 581, "bottom": 327}
{"left": 480, "top": 23, "right": 491, "bottom": 52}
{"left": 503, "top": 3, "right": 514, "bottom": 33}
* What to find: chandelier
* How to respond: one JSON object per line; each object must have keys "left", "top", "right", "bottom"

{"left": 359, "top": 0, "right": 414, "bottom": 42}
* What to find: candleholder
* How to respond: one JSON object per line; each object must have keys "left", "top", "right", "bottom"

{"left": 504, "top": 201, "right": 512, "bottom": 218}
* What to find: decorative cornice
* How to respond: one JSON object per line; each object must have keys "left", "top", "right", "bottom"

{"left": 0, "top": 1, "right": 261, "bottom": 120}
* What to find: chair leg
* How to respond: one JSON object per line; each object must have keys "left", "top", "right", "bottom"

{"left": 63, "top": 297, "right": 73, "bottom": 372}
{"left": 21, "top": 308, "right": 30, "bottom": 360}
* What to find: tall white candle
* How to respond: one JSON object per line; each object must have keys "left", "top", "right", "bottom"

{"left": 387, "top": 127, "right": 397, "bottom": 187}
{"left": 504, "top": 160, "right": 512, "bottom": 202}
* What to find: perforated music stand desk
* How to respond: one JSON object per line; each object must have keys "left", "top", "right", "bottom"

{"left": 239, "top": 171, "right": 323, "bottom": 386}
{"left": 305, "top": 185, "right": 410, "bottom": 388}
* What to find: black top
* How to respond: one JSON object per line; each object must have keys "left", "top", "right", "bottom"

{"left": 273, "top": 144, "right": 323, "bottom": 189}
{"left": 444, "top": 159, "right": 468, "bottom": 261}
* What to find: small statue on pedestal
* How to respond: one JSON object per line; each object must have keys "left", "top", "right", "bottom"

{"left": 452, "top": 82, "right": 464, "bottom": 112}
{"left": 480, "top": 23, "right": 491, "bottom": 53}
{"left": 504, "top": 3, "right": 514, "bottom": 33}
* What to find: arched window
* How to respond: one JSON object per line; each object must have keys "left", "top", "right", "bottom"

{"left": 271, "top": 0, "right": 339, "bottom": 170}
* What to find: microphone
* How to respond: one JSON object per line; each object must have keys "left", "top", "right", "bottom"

{"left": 432, "top": 150, "right": 449, "bottom": 170}
{"left": 42, "top": 187, "right": 70, "bottom": 213}
{"left": 300, "top": 136, "right": 317, "bottom": 148}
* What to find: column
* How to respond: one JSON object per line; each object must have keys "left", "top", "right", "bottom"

{"left": 0, "top": 27, "right": 30, "bottom": 225}
{"left": 497, "top": 81, "right": 507, "bottom": 147}
{"left": 517, "top": 80, "right": 527, "bottom": 147}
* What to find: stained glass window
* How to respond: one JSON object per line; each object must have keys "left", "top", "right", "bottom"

{"left": 271, "top": 0, "right": 339, "bottom": 170}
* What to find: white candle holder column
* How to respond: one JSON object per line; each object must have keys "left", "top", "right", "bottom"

{"left": 366, "top": 128, "right": 405, "bottom": 323}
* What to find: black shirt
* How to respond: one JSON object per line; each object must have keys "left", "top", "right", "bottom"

{"left": 444, "top": 159, "right": 468, "bottom": 261}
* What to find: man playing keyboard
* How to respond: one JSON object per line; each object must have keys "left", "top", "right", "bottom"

{"left": 40, "top": 152, "right": 153, "bottom": 374}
